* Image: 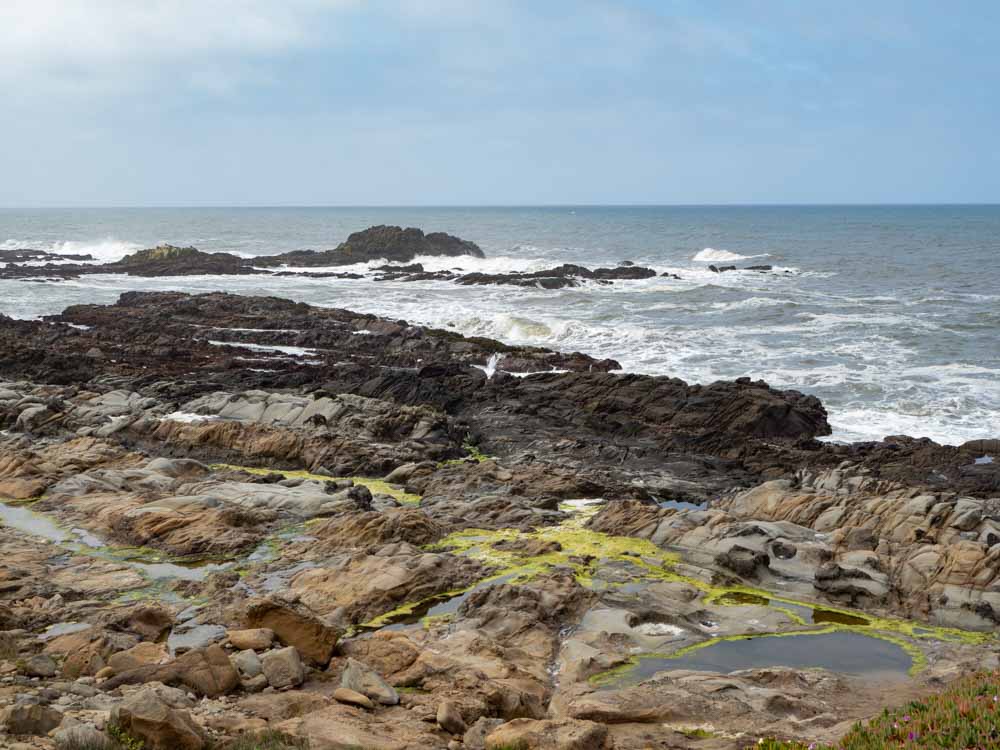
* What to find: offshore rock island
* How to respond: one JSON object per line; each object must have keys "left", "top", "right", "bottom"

{"left": 0, "top": 234, "right": 998, "bottom": 749}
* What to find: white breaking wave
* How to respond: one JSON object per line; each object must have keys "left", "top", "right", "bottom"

{"left": 269, "top": 253, "right": 551, "bottom": 277}
{"left": 692, "top": 247, "right": 770, "bottom": 263}
{"left": 1, "top": 238, "right": 144, "bottom": 263}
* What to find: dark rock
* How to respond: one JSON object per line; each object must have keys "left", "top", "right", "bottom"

{"left": 256, "top": 225, "right": 484, "bottom": 267}
{"left": 715, "top": 545, "right": 770, "bottom": 578}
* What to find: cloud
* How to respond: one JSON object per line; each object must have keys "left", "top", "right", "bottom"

{"left": 0, "top": 0, "right": 355, "bottom": 90}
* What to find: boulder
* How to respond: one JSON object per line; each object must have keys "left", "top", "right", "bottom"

{"left": 111, "top": 688, "right": 206, "bottom": 750}
{"left": 244, "top": 598, "right": 340, "bottom": 666}
{"left": 227, "top": 627, "right": 274, "bottom": 651}
{"left": 340, "top": 657, "right": 399, "bottom": 705}
{"left": 101, "top": 644, "right": 239, "bottom": 697}
{"left": 333, "top": 687, "right": 374, "bottom": 710}
{"left": 232, "top": 649, "right": 263, "bottom": 678}
{"left": 261, "top": 646, "right": 306, "bottom": 689}
{"left": 108, "top": 641, "right": 169, "bottom": 673}
{"left": 485, "top": 718, "right": 610, "bottom": 749}
{"left": 1, "top": 703, "right": 63, "bottom": 735}
{"left": 437, "top": 700, "right": 467, "bottom": 735}
{"left": 22, "top": 653, "right": 58, "bottom": 678}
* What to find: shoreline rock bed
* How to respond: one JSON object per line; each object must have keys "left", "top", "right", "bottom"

{"left": 0, "top": 290, "right": 997, "bottom": 749}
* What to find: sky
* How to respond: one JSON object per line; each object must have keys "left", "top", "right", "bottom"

{"left": 1, "top": 0, "right": 997, "bottom": 206}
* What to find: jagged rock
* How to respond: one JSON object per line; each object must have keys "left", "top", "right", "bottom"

{"left": 310, "top": 507, "right": 444, "bottom": 551}
{"left": 257, "top": 225, "right": 485, "bottom": 267}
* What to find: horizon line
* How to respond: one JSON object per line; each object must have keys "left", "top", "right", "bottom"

{"left": 2, "top": 202, "right": 1000, "bottom": 210}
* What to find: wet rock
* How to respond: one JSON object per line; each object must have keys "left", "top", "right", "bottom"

{"left": 116, "top": 244, "right": 251, "bottom": 277}
{"left": 257, "top": 225, "right": 485, "bottom": 267}
{"left": 715, "top": 545, "right": 771, "bottom": 578}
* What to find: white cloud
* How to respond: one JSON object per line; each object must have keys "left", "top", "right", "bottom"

{"left": 0, "top": 0, "right": 355, "bottom": 88}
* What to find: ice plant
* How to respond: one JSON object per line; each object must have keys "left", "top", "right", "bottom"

{"left": 748, "top": 670, "right": 1000, "bottom": 749}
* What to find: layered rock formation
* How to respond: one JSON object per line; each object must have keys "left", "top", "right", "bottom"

{"left": 0, "top": 291, "right": 996, "bottom": 749}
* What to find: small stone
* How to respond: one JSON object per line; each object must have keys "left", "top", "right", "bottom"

{"left": 437, "top": 700, "right": 467, "bottom": 735}
{"left": 231, "top": 649, "right": 263, "bottom": 678}
{"left": 333, "top": 687, "right": 374, "bottom": 709}
{"left": 227, "top": 628, "right": 274, "bottom": 651}
{"left": 53, "top": 723, "right": 109, "bottom": 748}
{"left": 241, "top": 674, "right": 269, "bottom": 693}
{"left": 95, "top": 666, "right": 115, "bottom": 680}
{"left": 340, "top": 657, "right": 398, "bottom": 705}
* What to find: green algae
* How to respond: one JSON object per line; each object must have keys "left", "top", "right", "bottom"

{"left": 461, "top": 438, "right": 490, "bottom": 463}
{"left": 712, "top": 591, "right": 770, "bottom": 607}
{"left": 211, "top": 464, "right": 422, "bottom": 505}
{"left": 360, "top": 586, "right": 471, "bottom": 630}
{"left": 428, "top": 502, "right": 680, "bottom": 589}
{"left": 419, "top": 500, "right": 991, "bottom": 690}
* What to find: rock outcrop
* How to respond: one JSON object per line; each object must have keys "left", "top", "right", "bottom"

{"left": 0, "top": 289, "right": 996, "bottom": 750}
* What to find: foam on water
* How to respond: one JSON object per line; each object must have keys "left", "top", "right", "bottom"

{"left": 1, "top": 205, "right": 998, "bottom": 447}
{"left": 1, "top": 237, "right": 144, "bottom": 263}
{"left": 692, "top": 247, "right": 770, "bottom": 262}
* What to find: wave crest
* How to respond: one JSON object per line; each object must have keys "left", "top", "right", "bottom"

{"left": 692, "top": 247, "right": 770, "bottom": 263}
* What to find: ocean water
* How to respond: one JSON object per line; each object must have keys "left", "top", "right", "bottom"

{"left": 1, "top": 205, "right": 998, "bottom": 446}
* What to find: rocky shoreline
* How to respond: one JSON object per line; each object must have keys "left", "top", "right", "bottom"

{"left": 0, "top": 287, "right": 997, "bottom": 749}
{"left": 0, "top": 225, "right": 790, "bottom": 290}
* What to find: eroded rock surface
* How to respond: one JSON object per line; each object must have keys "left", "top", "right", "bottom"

{"left": 0, "top": 290, "right": 996, "bottom": 749}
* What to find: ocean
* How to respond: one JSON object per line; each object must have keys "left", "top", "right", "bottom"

{"left": 1, "top": 205, "right": 998, "bottom": 446}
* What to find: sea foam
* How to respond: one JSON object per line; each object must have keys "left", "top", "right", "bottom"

{"left": 692, "top": 247, "right": 770, "bottom": 262}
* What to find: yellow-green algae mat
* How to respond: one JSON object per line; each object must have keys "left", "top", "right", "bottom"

{"left": 198, "top": 475, "right": 993, "bottom": 681}
{"left": 413, "top": 500, "right": 992, "bottom": 682}
{"left": 210, "top": 464, "right": 422, "bottom": 505}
